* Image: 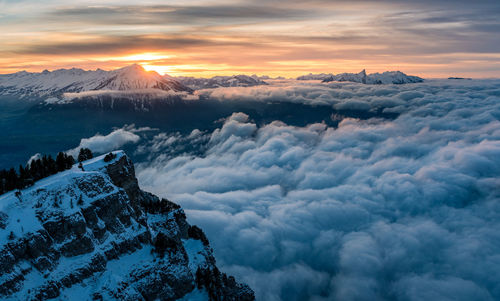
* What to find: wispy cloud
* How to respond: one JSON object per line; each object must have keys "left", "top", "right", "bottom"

{"left": 0, "top": 0, "right": 499, "bottom": 77}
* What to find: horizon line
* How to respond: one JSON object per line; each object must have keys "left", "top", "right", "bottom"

{"left": 1, "top": 63, "right": 496, "bottom": 80}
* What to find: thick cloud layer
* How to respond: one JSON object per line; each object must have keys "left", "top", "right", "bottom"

{"left": 67, "top": 126, "right": 142, "bottom": 157}
{"left": 137, "top": 80, "right": 500, "bottom": 300}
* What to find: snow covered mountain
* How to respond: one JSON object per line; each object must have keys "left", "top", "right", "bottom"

{"left": 176, "top": 75, "right": 268, "bottom": 90}
{"left": 298, "top": 70, "right": 423, "bottom": 84}
{"left": 0, "top": 64, "right": 192, "bottom": 98}
{"left": 296, "top": 73, "right": 333, "bottom": 80}
{"left": 0, "top": 151, "right": 254, "bottom": 300}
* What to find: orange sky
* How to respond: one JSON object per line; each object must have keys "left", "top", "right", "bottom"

{"left": 0, "top": 1, "right": 499, "bottom": 78}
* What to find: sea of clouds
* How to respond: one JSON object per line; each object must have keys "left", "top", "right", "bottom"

{"left": 75, "top": 79, "right": 500, "bottom": 300}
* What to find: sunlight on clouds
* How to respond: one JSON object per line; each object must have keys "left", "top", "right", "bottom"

{"left": 107, "top": 52, "right": 173, "bottom": 62}
{"left": 0, "top": 1, "right": 498, "bottom": 77}
{"left": 141, "top": 64, "right": 174, "bottom": 75}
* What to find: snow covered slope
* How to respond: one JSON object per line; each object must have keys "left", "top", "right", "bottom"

{"left": 176, "top": 75, "right": 268, "bottom": 90}
{"left": 0, "top": 151, "right": 254, "bottom": 300}
{"left": 298, "top": 70, "right": 423, "bottom": 84}
{"left": 95, "top": 64, "right": 189, "bottom": 92}
{"left": 0, "top": 64, "right": 191, "bottom": 98}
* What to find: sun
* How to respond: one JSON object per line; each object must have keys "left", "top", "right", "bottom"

{"left": 140, "top": 64, "right": 174, "bottom": 75}
{"left": 96, "top": 52, "right": 175, "bottom": 75}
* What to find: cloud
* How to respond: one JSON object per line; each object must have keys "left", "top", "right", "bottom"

{"left": 17, "top": 35, "right": 225, "bottom": 56}
{"left": 67, "top": 127, "right": 141, "bottom": 157}
{"left": 135, "top": 79, "right": 500, "bottom": 300}
{"left": 48, "top": 4, "right": 312, "bottom": 24}
{"left": 27, "top": 153, "right": 41, "bottom": 165}
{"left": 63, "top": 89, "right": 193, "bottom": 100}
{"left": 2, "top": 1, "right": 500, "bottom": 77}
{"left": 198, "top": 79, "right": 500, "bottom": 116}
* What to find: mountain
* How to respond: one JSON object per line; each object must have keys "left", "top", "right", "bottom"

{"left": 296, "top": 73, "right": 333, "bottom": 80}
{"left": 298, "top": 70, "right": 423, "bottom": 84}
{"left": 176, "top": 75, "right": 268, "bottom": 90}
{"left": 94, "top": 64, "right": 190, "bottom": 92}
{"left": 0, "top": 64, "right": 192, "bottom": 98}
{"left": 448, "top": 77, "right": 472, "bottom": 80}
{"left": 0, "top": 151, "right": 254, "bottom": 300}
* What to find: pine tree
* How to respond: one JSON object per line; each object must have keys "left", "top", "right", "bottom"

{"left": 18, "top": 165, "right": 26, "bottom": 185}
{"left": 6, "top": 168, "right": 17, "bottom": 191}
{"left": 104, "top": 152, "right": 116, "bottom": 162}
{"left": 78, "top": 148, "right": 93, "bottom": 162}
{"left": 41, "top": 155, "right": 49, "bottom": 178}
{"left": 56, "top": 152, "right": 66, "bottom": 172}
{"left": 65, "top": 154, "right": 75, "bottom": 169}
{"left": 0, "top": 169, "right": 7, "bottom": 194}
{"left": 47, "top": 155, "right": 57, "bottom": 174}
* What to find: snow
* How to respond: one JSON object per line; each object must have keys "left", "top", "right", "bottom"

{"left": 179, "top": 288, "right": 209, "bottom": 301}
{"left": 0, "top": 151, "right": 124, "bottom": 242}
{"left": 296, "top": 73, "right": 333, "bottom": 80}
{"left": 0, "top": 149, "right": 163, "bottom": 300}
{"left": 298, "top": 70, "right": 424, "bottom": 84}
{"left": 3, "top": 263, "right": 46, "bottom": 301}
{"left": 44, "top": 245, "right": 155, "bottom": 301}
{"left": 177, "top": 74, "right": 268, "bottom": 90}
{"left": 83, "top": 150, "right": 125, "bottom": 171}
{"left": 183, "top": 238, "right": 209, "bottom": 275}
{"left": 0, "top": 64, "right": 190, "bottom": 99}
{"left": 0, "top": 150, "right": 214, "bottom": 301}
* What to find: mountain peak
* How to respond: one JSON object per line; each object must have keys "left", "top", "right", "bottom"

{"left": 0, "top": 64, "right": 192, "bottom": 97}
{"left": 96, "top": 64, "right": 185, "bottom": 91}
{"left": 319, "top": 70, "right": 423, "bottom": 84}
{"left": 118, "top": 63, "right": 146, "bottom": 72}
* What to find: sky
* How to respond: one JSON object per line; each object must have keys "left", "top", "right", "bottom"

{"left": 0, "top": 0, "right": 499, "bottom": 77}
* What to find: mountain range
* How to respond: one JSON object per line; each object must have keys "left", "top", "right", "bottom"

{"left": 0, "top": 65, "right": 427, "bottom": 101}
{"left": 176, "top": 75, "right": 268, "bottom": 90}
{"left": 0, "top": 65, "right": 272, "bottom": 100}
{"left": 297, "top": 69, "right": 424, "bottom": 84}
{"left": 0, "top": 64, "right": 192, "bottom": 99}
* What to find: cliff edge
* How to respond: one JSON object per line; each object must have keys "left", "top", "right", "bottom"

{"left": 0, "top": 151, "right": 254, "bottom": 300}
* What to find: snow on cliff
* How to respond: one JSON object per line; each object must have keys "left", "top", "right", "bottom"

{"left": 0, "top": 151, "right": 254, "bottom": 300}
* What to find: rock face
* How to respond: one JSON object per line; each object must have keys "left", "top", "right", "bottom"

{"left": 0, "top": 151, "right": 254, "bottom": 300}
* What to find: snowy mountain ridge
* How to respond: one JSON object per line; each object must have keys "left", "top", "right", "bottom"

{"left": 298, "top": 69, "right": 424, "bottom": 84}
{"left": 0, "top": 64, "right": 192, "bottom": 98}
{"left": 176, "top": 75, "right": 268, "bottom": 90}
{"left": 296, "top": 73, "right": 333, "bottom": 81}
{"left": 0, "top": 151, "right": 254, "bottom": 300}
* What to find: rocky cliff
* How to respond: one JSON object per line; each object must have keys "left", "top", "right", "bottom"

{"left": 0, "top": 151, "right": 254, "bottom": 300}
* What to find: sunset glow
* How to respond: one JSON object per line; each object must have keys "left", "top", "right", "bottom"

{"left": 1, "top": 1, "right": 500, "bottom": 300}
{"left": 0, "top": 1, "right": 499, "bottom": 77}
{"left": 141, "top": 63, "right": 174, "bottom": 75}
